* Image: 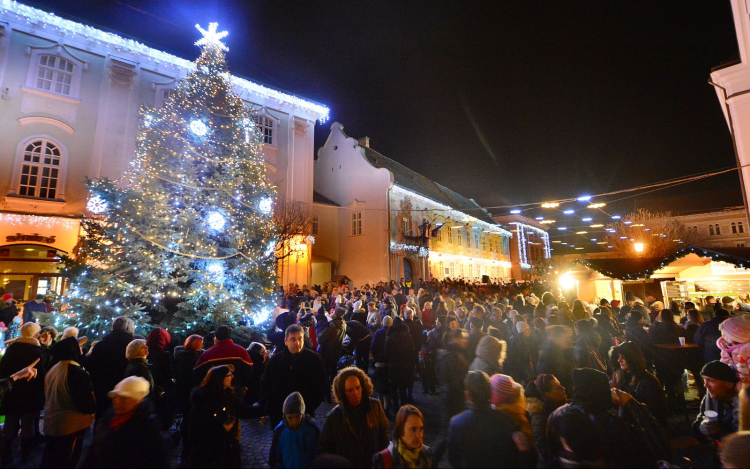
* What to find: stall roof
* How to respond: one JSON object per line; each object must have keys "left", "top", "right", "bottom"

{"left": 573, "top": 246, "right": 750, "bottom": 280}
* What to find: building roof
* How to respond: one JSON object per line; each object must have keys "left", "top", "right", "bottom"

{"left": 312, "top": 191, "right": 339, "bottom": 207}
{"left": 361, "top": 146, "right": 498, "bottom": 226}
{"left": 574, "top": 245, "right": 750, "bottom": 280}
{"left": 1, "top": 0, "right": 329, "bottom": 120}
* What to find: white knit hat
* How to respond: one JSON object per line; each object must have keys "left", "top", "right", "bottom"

{"left": 108, "top": 376, "right": 150, "bottom": 402}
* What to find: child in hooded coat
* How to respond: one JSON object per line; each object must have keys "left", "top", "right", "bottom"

{"left": 269, "top": 392, "right": 320, "bottom": 468}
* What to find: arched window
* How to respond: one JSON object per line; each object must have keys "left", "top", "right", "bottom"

{"left": 18, "top": 139, "right": 61, "bottom": 199}
{"left": 36, "top": 55, "right": 74, "bottom": 96}
{"left": 732, "top": 222, "right": 737, "bottom": 234}
{"left": 740, "top": 222, "right": 745, "bottom": 234}
{"left": 715, "top": 224, "right": 722, "bottom": 236}
{"left": 709, "top": 225, "right": 715, "bottom": 236}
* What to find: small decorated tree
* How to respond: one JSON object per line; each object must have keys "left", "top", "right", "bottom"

{"left": 63, "top": 24, "right": 277, "bottom": 339}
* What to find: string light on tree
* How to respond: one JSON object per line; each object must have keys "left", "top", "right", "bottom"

{"left": 86, "top": 195, "right": 109, "bottom": 214}
{"left": 62, "top": 21, "right": 277, "bottom": 341}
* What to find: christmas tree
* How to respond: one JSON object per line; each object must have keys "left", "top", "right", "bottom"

{"left": 63, "top": 23, "right": 277, "bottom": 339}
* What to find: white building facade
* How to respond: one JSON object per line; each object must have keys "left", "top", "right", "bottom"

{"left": 0, "top": 1, "right": 328, "bottom": 300}
{"left": 312, "top": 122, "right": 512, "bottom": 287}
{"left": 493, "top": 214, "right": 551, "bottom": 280}
{"left": 673, "top": 207, "right": 750, "bottom": 248}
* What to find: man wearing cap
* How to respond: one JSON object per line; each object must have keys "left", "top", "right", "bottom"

{"left": 693, "top": 360, "right": 739, "bottom": 443}
{"left": 87, "top": 316, "right": 135, "bottom": 417}
{"left": 22, "top": 294, "right": 46, "bottom": 323}
{"left": 722, "top": 296, "right": 738, "bottom": 315}
{"left": 83, "top": 376, "right": 167, "bottom": 468}
{"left": 193, "top": 325, "right": 253, "bottom": 389}
{"left": 619, "top": 291, "right": 650, "bottom": 325}
{"left": 0, "top": 322, "right": 45, "bottom": 465}
{"left": 41, "top": 335, "right": 96, "bottom": 468}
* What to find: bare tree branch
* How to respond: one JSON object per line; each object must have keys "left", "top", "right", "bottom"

{"left": 604, "top": 208, "right": 706, "bottom": 258}
{"left": 273, "top": 200, "right": 312, "bottom": 261}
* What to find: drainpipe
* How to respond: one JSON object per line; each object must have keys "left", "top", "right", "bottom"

{"left": 709, "top": 79, "right": 750, "bottom": 226}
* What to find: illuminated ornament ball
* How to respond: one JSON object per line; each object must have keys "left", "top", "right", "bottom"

{"left": 259, "top": 197, "right": 273, "bottom": 215}
{"left": 190, "top": 120, "right": 208, "bottom": 136}
{"left": 206, "top": 211, "right": 227, "bottom": 231}
{"left": 86, "top": 195, "right": 109, "bottom": 214}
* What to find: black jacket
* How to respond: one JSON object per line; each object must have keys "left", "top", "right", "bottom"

{"left": 448, "top": 404, "right": 531, "bottom": 468}
{"left": 83, "top": 402, "right": 167, "bottom": 468}
{"left": 88, "top": 329, "right": 134, "bottom": 414}
{"left": 384, "top": 324, "right": 415, "bottom": 388}
{"left": 0, "top": 339, "right": 46, "bottom": 414}
{"left": 437, "top": 344, "right": 469, "bottom": 418}
{"left": 694, "top": 315, "right": 727, "bottom": 363}
{"left": 260, "top": 347, "right": 328, "bottom": 425}
{"left": 174, "top": 349, "right": 202, "bottom": 413}
{"left": 319, "top": 398, "right": 389, "bottom": 468}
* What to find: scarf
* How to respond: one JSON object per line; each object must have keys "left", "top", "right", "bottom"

{"left": 397, "top": 440, "right": 422, "bottom": 468}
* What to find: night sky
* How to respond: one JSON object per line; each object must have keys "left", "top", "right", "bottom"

{"left": 16, "top": 1, "right": 744, "bottom": 249}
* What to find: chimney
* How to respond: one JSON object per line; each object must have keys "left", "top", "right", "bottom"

{"left": 358, "top": 136, "right": 370, "bottom": 148}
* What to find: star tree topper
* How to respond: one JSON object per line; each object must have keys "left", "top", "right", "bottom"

{"left": 195, "top": 22, "right": 229, "bottom": 51}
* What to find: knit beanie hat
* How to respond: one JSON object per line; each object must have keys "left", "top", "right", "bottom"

{"left": 625, "top": 291, "right": 635, "bottom": 301}
{"left": 1, "top": 294, "right": 12, "bottom": 303}
{"left": 490, "top": 374, "right": 522, "bottom": 406}
{"left": 20, "top": 322, "right": 41, "bottom": 339}
{"left": 572, "top": 368, "right": 612, "bottom": 414}
{"left": 112, "top": 316, "right": 135, "bottom": 334}
{"left": 720, "top": 315, "right": 750, "bottom": 344}
{"left": 701, "top": 360, "right": 738, "bottom": 384}
{"left": 283, "top": 391, "right": 306, "bottom": 416}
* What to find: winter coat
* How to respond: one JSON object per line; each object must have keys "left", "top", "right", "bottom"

{"left": 124, "top": 358, "right": 155, "bottom": 395}
{"left": 649, "top": 321, "right": 686, "bottom": 382}
{"left": 404, "top": 318, "right": 425, "bottom": 350}
{"left": 319, "top": 397, "right": 389, "bottom": 468}
{"left": 192, "top": 339, "right": 253, "bottom": 388}
{"left": 82, "top": 402, "right": 167, "bottom": 468}
{"left": 385, "top": 324, "right": 415, "bottom": 389}
{"left": 317, "top": 317, "right": 346, "bottom": 365}
{"left": 625, "top": 319, "right": 654, "bottom": 367}
{"left": 448, "top": 404, "right": 530, "bottom": 468}
{"left": 505, "top": 333, "right": 535, "bottom": 382}
{"left": 146, "top": 328, "right": 173, "bottom": 392}
{"left": 692, "top": 393, "right": 739, "bottom": 443}
{"left": 694, "top": 315, "right": 727, "bottom": 363}
{"left": 22, "top": 300, "right": 46, "bottom": 323}
{"left": 469, "top": 335, "right": 503, "bottom": 376}
{"left": 618, "top": 370, "right": 668, "bottom": 422}
{"left": 548, "top": 400, "right": 657, "bottom": 468}
{"left": 0, "top": 338, "right": 46, "bottom": 414}
{"left": 371, "top": 327, "right": 388, "bottom": 363}
{"left": 573, "top": 334, "right": 607, "bottom": 373}
{"left": 527, "top": 396, "right": 559, "bottom": 467}
{"left": 437, "top": 344, "right": 469, "bottom": 418}
{"left": 88, "top": 329, "right": 134, "bottom": 414}
{"left": 260, "top": 347, "right": 328, "bottom": 426}
{"left": 189, "top": 387, "right": 254, "bottom": 468}
{"left": 465, "top": 330, "right": 486, "bottom": 363}
{"left": 0, "top": 302, "right": 17, "bottom": 326}
{"left": 372, "top": 441, "right": 434, "bottom": 469}
{"left": 269, "top": 415, "right": 320, "bottom": 469}
{"left": 174, "top": 348, "right": 202, "bottom": 413}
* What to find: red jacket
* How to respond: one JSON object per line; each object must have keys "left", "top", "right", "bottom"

{"left": 193, "top": 339, "right": 253, "bottom": 387}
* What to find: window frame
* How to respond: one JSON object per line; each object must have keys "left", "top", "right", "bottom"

{"left": 312, "top": 215, "right": 319, "bottom": 235}
{"left": 10, "top": 136, "right": 68, "bottom": 201}
{"left": 253, "top": 115, "right": 276, "bottom": 147}
{"left": 715, "top": 224, "right": 722, "bottom": 236}
{"left": 25, "top": 49, "right": 84, "bottom": 100}
{"left": 351, "top": 211, "right": 363, "bottom": 237}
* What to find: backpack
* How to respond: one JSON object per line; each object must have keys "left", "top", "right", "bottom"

{"left": 377, "top": 448, "right": 393, "bottom": 469}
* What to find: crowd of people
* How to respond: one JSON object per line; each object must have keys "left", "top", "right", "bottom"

{"left": 0, "top": 277, "right": 749, "bottom": 468}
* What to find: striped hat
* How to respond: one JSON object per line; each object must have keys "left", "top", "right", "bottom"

{"left": 490, "top": 374, "right": 522, "bottom": 406}
{"left": 720, "top": 315, "right": 750, "bottom": 344}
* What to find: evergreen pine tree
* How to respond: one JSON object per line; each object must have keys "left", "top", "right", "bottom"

{"left": 62, "top": 23, "right": 277, "bottom": 339}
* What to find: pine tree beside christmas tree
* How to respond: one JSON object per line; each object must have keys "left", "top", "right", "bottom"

{"left": 63, "top": 23, "right": 277, "bottom": 339}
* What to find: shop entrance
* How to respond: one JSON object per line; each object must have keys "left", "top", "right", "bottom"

{"left": 0, "top": 244, "right": 67, "bottom": 301}
{"left": 403, "top": 258, "right": 414, "bottom": 281}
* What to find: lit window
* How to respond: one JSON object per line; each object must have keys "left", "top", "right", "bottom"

{"left": 19, "top": 139, "right": 61, "bottom": 199}
{"left": 36, "top": 55, "right": 74, "bottom": 96}
{"left": 352, "top": 212, "right": 362, "bottom": 236}
{"left": 253, "top": 115, "right": 274, "bottom": 145}
{"left": 312, "top": 215, "right": 319, "bottom": 235}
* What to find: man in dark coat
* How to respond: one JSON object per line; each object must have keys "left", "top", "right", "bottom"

{"left": 87, "top": 316, "right": 135, "bottom": 417}
{"left": 0, "top": 323, "right": 45, "bottom": 465}
{"left": 317, "top": 307, "right": 347, "bottom": 386}
{"left": 403, "top": 308, "right": 424, "bottom": 372}
{"left": 448, "top": 370, "right": 532, "bottom": 468}
{"left": 261, "top": 325, "right": 328, "bottom": 429}
{"left": 694, "top": 308, "right": 730, "bottom": 363}
{"left": 344, "top": 319, "right": 371, "bottom": 372}
{"left": 625, "top": 309, "right": 655, "bottom": 368}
